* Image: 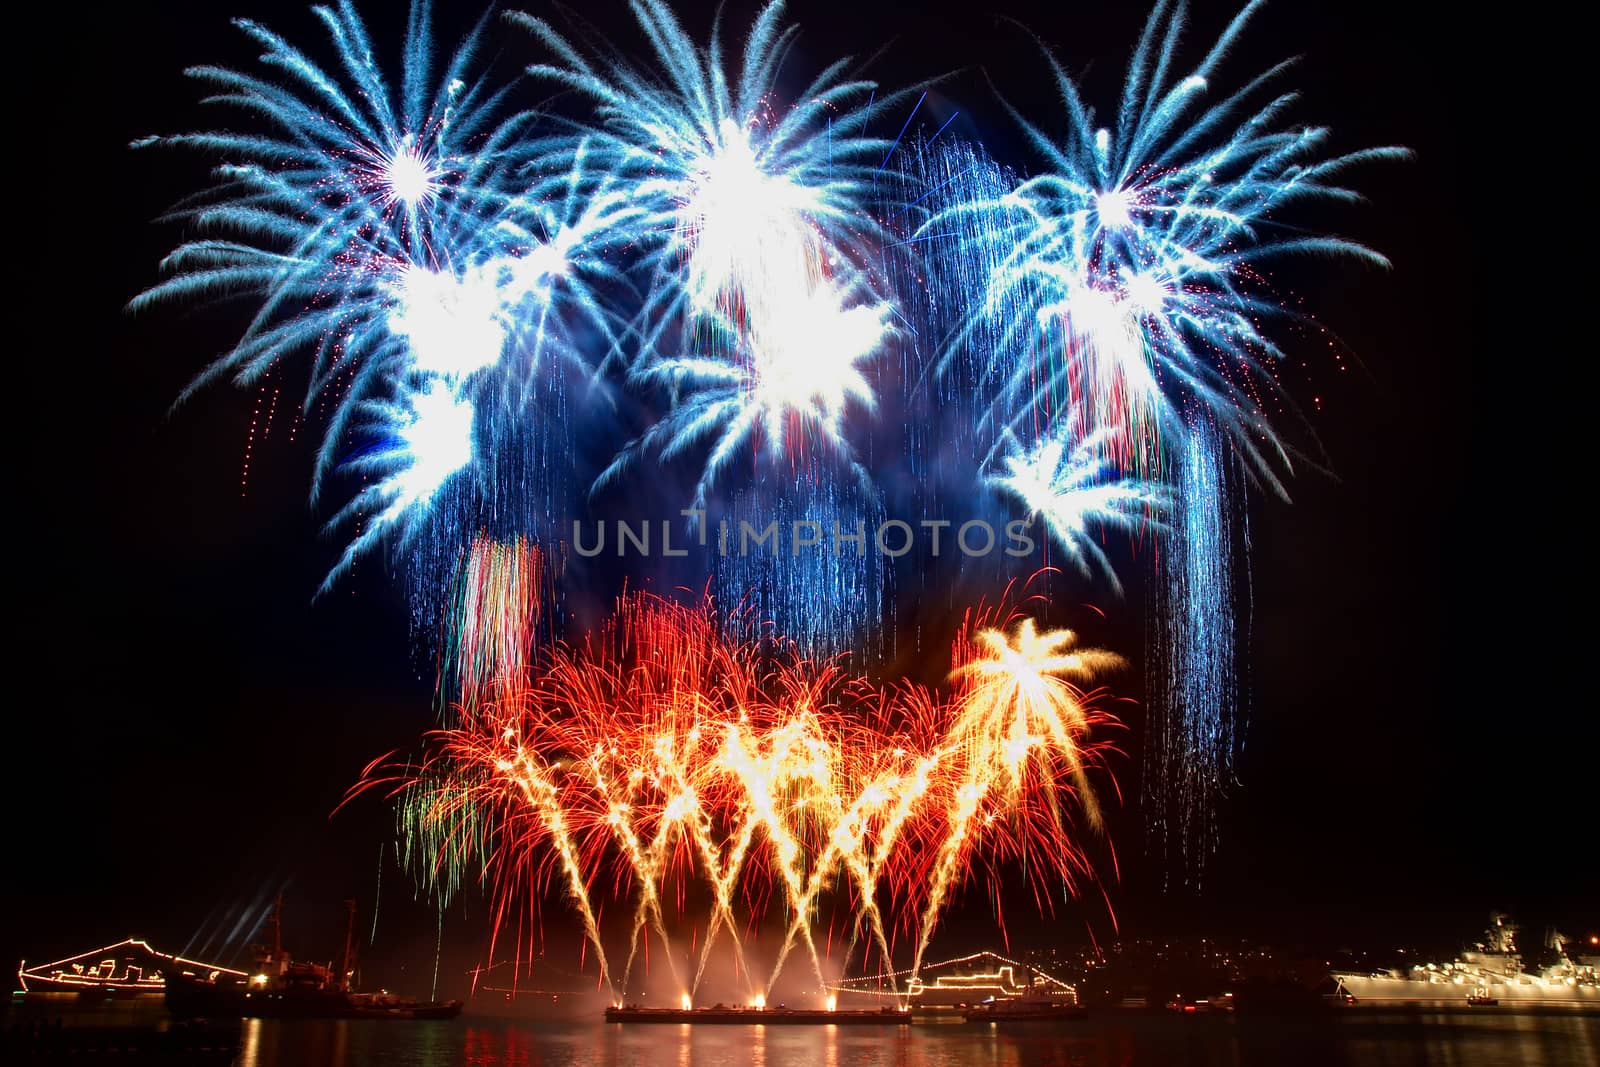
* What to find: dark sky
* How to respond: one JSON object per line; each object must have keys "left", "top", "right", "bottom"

{"left": 9, "top": 0, "right": 1590, "bottom": 995}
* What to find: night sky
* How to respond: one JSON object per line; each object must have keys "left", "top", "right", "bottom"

{"left": 9, "top": 0, "right": 1590, "bottom": 997}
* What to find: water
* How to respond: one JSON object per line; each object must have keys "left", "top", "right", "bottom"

{"left": 10, "top": 998, "right": 1594, "bottom": 1066}
{"left": 227, "top": 1012, "right": 1599, "bottom": 1067}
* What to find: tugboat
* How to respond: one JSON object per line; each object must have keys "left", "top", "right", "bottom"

{"left": 164, "top": 898, "right": 462, "bottom": 1021}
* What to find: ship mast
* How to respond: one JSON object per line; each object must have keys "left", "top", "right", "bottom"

{"left": 339, "top": 899, "right": 358, "bottom": 993}
{"left": 264, "top": 895, "right": 283, "bottom": 962}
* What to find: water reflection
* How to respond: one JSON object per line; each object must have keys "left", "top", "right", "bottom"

{"left": 217, "top": 1010, "right": 1600, "bottom": 1067}
{"left": 452, "top": 1019, "right": 1170, "bottom": 1067}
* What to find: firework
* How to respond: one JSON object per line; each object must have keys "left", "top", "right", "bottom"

{"left": 886, "top": 135, "right": 1171, "bottom": 595}
{"left": 894, "top": 0, "right": 1406, "bottom": 878}
{"left": 133, "top": 0, "right": 521, "bottom": 408}
{"left": 924, "top": 0, "right": 1407, "bottom": 486}
{"left": 596, "top": 268, "right": 894, "bottom": 505}
{"left": 512, "top": 0, "right": 919, "bottom": 660}
{"left": 524, "top": 0, "right": 912, "bottom": 506}
{"left": 132, "top": 0, "right": 1410, "bottom": 936}
{"left": 512, "top": 0, "right": 901, "bottom": 333}
{"left": 363, "top": 587, "right": 1120, "bottom": 1002}
{"left": 984, "top": 420, "right": 1169, "bottom": 593}
{"left": 131, "top": 2, "right": 635, "bottom": 583}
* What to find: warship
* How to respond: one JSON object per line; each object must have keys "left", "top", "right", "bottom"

{"left": 1333, "top": 913, "right": 1599, "bottom": 1007}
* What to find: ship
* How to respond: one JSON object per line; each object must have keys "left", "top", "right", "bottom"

{"left": 164, "top": 898, "right": 463, "bottom": 1021}
{"left": 16, "top": 938, "right": 246, "bottom": 998}
{"left": 964, "top": 993, "right": 1087, "bottom": 1022}
{"left": 828, "top": 951, "right": 1082, "bottom": 1018}
{"left": 961, "top": 961, "right": 1085, "bottom": 1021}
{"left": 1332, "top": 913, "right": 1600, "bottom": 1009}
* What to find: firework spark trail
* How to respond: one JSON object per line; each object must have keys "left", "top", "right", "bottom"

{"left": 445, "top": 534, "right": 543, "bottom": 707}
{"left": 910, "top": 775, "right": 989, "bottom": 983}
{"left": 888, "top": 137, "right": 1027, "bottom": 505}
{"left": 710, "top": 482, "right": 891, "bottom": 661}
{"left": 844, "top": 741, "right": 944, "bottom": 988}
{"left": 547, "top": 597, "right": 761, "bottom": 997}
{"left": 716, "top": 714, "right": 835, "bottom": 990}
{"left": 687, "top": 816, "right": 759, "bottom": 997}
{"left": 367, "top": 586, "right": 1121, "bottom": 1000}
{"left": 1146, "top": 411, "right": 1242, "bottom": 880}
{"left": 502, "top": 742, "right": 614, "bottom": 993}
{"left": 762, "top": 686, "right": 951, "bottom": 993}
{"left": 763, "top": 740, "right": 916, "bottom": 995}
{"left": 593, "top": 764, "right": 685, "bottom": 996}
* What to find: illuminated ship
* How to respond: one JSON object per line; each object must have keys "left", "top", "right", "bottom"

{"left": 1333, "top": 914, "right": 1600, "bottom": 1007}
{"left": 832, "top": 951, "right": 1079, "bottom": 1013}
{"left": 165, "top": 899, "right": 462, "bottom": 1020}
{"left": 16, "top": 938, "right": 246, "bottom": 997}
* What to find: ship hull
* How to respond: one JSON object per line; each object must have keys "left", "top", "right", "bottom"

{"left": 165, "top": 975, "right": 462, "bottom": 1020}
{"left": 1334, "top": 974, "right": 1600, "bottom": 1009}
{"left": 965, "top": 1006, "right": 1087, "bottom": 1022}
{"left": 16, "top": 976, "right": 164, "bottom": 999}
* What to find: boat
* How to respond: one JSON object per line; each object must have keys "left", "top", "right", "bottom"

{"left": 832, "top": 951, "right": 1080, "bottom": 1016}
{"left": 16, "top": 938, "right": 246, "bottom": 999}
{"left": 964, "top": 994, "right": 1086, "bottom": 1022}
{"left": 164, "top": 898, "right": 462, "bottom": 1021}
{"left": 1164, "top": 994, "right": 1236, "bottom": 1015}
{"left": 961, "top": 961, "right": 1085, "bottom": 1022}
{"left": 1332, "top": 914, "right": 1600, "bottom": 1008}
